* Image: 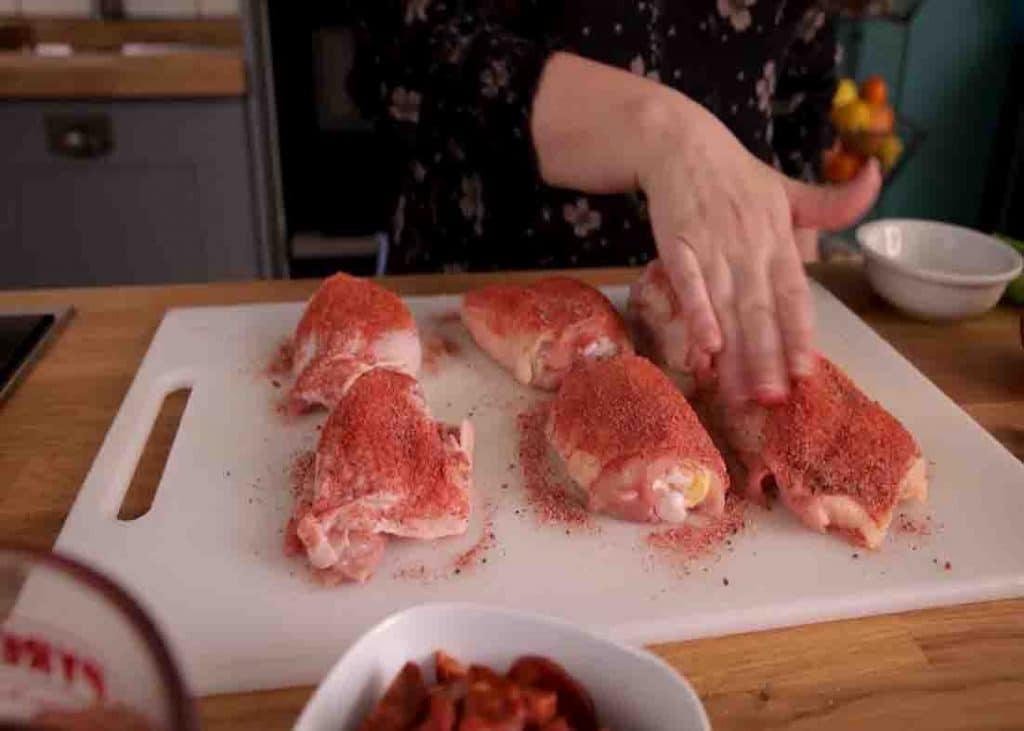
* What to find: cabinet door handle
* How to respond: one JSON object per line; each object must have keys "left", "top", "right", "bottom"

{"left": 46, "top": 115, "right": 113, "bottom": 159}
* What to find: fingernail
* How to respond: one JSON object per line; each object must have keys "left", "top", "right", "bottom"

{"left": 791, "top": 355, "right": 816, "bottom": 380}
{"left": 754, "top": 385, "right": 788, "bottom": 406}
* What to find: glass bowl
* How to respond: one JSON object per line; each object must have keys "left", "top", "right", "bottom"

{"left": 0, "top": 545, "right": 197, "bottom": 730}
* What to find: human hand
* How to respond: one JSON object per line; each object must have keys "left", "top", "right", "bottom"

{"left": 636, "top": 96, "right": 881, "bottom": 405}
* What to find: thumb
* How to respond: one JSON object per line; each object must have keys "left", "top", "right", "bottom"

{"left": 783, "top": 158, "right": 882, "bottom": 232}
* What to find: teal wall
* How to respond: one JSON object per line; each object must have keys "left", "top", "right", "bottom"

{"left": 838, "top": 0, "right": 1015, "bottom": 227}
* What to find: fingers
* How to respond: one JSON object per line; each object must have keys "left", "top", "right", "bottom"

{"left": 771, "top": 238, "right": 816, "bottom": 380}
{"left": 659, "top": 239, "right": 723, "bottom": 358}
{"left": 703, "top": 253, "right": 748, "bottom": 406}
{"left": 784, "top": 157, "right": 882, "bottom": 231}
{"left": 731, "top": 247, "right": 789, "bottom": 405}
{"left": 794, "top": 228, "right": 820, "bottom": 262}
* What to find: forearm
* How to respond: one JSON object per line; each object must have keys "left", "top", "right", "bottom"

{"left": 530, "top": 51, "right": 700, "bottom": 194}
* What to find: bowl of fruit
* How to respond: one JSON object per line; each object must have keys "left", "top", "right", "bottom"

{"left": 826, "top": 74, "right": 922, "bottom": 184}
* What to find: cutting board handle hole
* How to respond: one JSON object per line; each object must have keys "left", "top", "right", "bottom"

{"left": 118, "top": 387, "right": 191, "bottom": 521}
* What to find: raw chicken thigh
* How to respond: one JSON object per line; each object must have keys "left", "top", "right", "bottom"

{"left": 627, "top": 260, "right": 690, "bottom": 372}
{"left": 546, "top": 354, "right": 729, "bottom": 523}
{"left": 290, "top": 272, "right": 422, "bottom": 411}
{"left": 286, "top": 368, "right": 474, "bottom": 584}
{"left": 627, "top": 259, "right": 710, "bottom": 393}
{"left": 461, "top": 277, "right": 633, "bottom": 390}
{"left": 708, "top": 355, "right": 927, "bottom": 549}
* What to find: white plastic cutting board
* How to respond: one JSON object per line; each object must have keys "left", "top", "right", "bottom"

{"left": 49, "top": 284, "right": 1024, "bottom": 696}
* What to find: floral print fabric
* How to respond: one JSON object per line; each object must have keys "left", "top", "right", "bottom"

{"left": 351, "top": 0, "right": 837, "bottom": 273}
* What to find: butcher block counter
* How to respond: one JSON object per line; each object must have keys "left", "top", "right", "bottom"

{"left": 0, "top": 263, "right": 1022, "bottom": 730}
{"left": 0, "top": 19, "right": 245, "bottom": 98}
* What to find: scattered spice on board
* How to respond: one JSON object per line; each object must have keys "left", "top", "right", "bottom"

{"left": 267, "top": 338, "right": 294, "bottom": 376}
{"left": 647, "top": 493, "right": 747, "bottom": 563}
{"left": 289, "top": 450, "right": 315, "bottom": 498}
{"left": 394, "top": 563, "right": 428, "bottom": 581}
{"left": 422, "top": 332, "right": 462, "bottom": 374}
{"left": 434, "top": 310, "right": 462, "bottom": 326}
{"left": 516, "top": 402, "right": 594, "bottom": 530}
{"left": 896, "top": 512, "right": 933, "bottom": 536}
{"left": 451, "top": 502, "right": 497, "bottom": 574}
{"left": 282, "top": 450, "right": 315, "bottom": 556}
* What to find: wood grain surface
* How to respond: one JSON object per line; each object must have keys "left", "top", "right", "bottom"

{"left": 0, "top": 18, "right": 243, "bottom": 51}
{"left": 0, "top": 48, "right": 244, "bottom": 99}
{"left": 0, "top": 264, "right": 1021, "bottom": 730}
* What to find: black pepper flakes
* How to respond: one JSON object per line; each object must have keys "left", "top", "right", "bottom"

{"left": 722, "top": 577, "right": 730, "bottom": 586}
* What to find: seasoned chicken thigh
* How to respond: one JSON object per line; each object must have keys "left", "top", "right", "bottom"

{"left": 708, "top": 355, "right": 927, "bottom": 549}
{"left": 461, "top": 277, "right": 632, "bottom": 390}
{"left": 546, "top": 355, "right": 728, "bottom": 524}
{"left": 286, "top": 368, "right": 473, "bottom": 583}
{"left": 290, "top": 272, "right": 422, "bottom": 411}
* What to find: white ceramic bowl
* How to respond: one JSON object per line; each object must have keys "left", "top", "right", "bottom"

{"left": 856, "top": 219, "right": 1023, "bottom": 320}
{"left": 294, "top": 603, "right": 710, "bottom": 731}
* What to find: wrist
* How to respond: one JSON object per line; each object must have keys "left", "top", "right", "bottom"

{"left": 631, "top": 88, "right": 702, "bottom": 189}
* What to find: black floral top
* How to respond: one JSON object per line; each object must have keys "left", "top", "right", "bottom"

{"left": 352, "top": 0, "right": 837, "bottom": 274}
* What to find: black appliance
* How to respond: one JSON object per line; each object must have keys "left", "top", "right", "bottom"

{"left": 256, "top": 4, "right": 402, "bottom": 278}
{"left": 0, "top": 308, "right": 73, "bottom": 405}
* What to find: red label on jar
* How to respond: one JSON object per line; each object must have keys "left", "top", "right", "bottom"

{"left": 1, "top": 629, "right": 105, "bottom": 701}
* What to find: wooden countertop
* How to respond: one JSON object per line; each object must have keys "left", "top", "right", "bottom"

{"left": 0, "top": 18, "right": 244, "bottom": 98}
{"left": 1, "top": 264, "right": 1022, "bottom": 730}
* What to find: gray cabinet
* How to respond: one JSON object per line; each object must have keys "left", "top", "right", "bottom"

{"left": 0, "top": 99, "right": 265, "bottom": 288}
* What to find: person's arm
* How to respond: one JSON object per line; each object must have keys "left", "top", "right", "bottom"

{"left": 532, "top": 51, "right": 881, "bottom": 404}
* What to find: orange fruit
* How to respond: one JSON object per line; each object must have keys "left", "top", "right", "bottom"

{"left": 824, "top": 148, "right": 865, "bottom": 183}
{"left": 860, "top": 75, "right": 888, "bottom": 105}
{"left": 867, "top": 104, "right": 895, "bottom": 135}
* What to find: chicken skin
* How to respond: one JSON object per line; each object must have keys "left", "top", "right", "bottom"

{"left": 286, "top": 368, "right": 473, "bottom": 583}
{"left": 546, "top": 355, "right": 728, "bottom": 524}
{"left": 461, "top": 277, "right": 633, "bottom": 390}
{"left": 290, "top": 272, "right": 422, "bottom": 411}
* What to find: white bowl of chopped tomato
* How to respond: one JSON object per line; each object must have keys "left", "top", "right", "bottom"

{"left": 294, "top": 602, "right": 709, "bottom": 731}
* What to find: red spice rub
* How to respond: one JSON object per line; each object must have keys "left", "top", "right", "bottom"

{"left": 312, "top": 369, "right": 470, "bottom": 535}
{"left": 463, "top": 277, "right": 628, "bottom": 342}
{"left": 293, "top": 272, "right": 417, "bottom": 360}
{"left": 547, "top": 355, "right": 728, "bottom": 488}
{"left": 761, "top": 357, "right": 921, "bottom": 520}
{"left": 516, "top": 402, "right": 594, "bottom": 529}
{"left": 647, "top": 493, "right": 747, "bottom": 561}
